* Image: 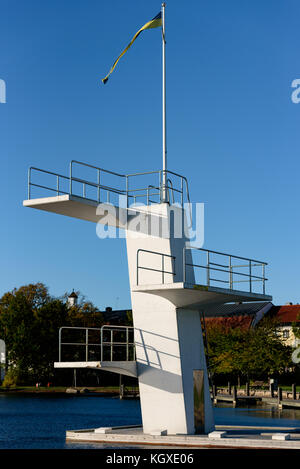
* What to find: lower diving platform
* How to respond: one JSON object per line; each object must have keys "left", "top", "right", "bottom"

{"left": 54, "top": 360, "right": 137, "bottom": 378}
{"left": 54, "top": 326, "right": 137, "bottom": 378}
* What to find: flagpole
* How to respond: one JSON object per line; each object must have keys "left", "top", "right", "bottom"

{"left": 162, "top": 2, "right": 167, "bottom": 203}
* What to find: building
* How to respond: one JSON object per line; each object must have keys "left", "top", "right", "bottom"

{"left": 269, "top": 304, "right": 300, "bottom": 348}
{"left": 101, "top": 307, "right": 129, "bottom": 325}
{"left": 203, "top": 301, "right": 273, "bottom": 330}
{"left": 202, "top": 301, "right": 300, "bottom": 348}
{"left": 67, "top": 290, "right": 78, "bottom": 307}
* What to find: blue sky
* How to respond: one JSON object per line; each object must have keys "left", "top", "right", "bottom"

{"left": 0, "top": 0, "right": 299, "bottom": 309}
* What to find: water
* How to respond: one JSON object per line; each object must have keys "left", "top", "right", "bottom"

{"left": 0, "top": 393, "right": 299, "bottom": 449}
{"left": 0, "top": 394, "right": 141, "bottom": 449}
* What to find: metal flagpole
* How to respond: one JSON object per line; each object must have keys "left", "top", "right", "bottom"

{"left": 162, "top": 2, "right": 167, "bottom": 203}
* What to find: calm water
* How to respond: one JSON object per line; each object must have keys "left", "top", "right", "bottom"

{"left": 0, "top": 393, "right": 299, "bottom": 449}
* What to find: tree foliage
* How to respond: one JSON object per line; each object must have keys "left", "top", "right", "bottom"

{"left": 0, "top": 283, "right": 103, "bottom": 385}
{"left": 206, "top": 316, "right": 293, "bottom": 381}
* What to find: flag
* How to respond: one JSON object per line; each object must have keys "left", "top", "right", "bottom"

{"left": 102, "top": 12, "right": 162, "bottom": 84}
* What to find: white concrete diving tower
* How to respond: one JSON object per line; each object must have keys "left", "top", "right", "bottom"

{"left": 23, "top": 161, "right": 272, "bottom": 435}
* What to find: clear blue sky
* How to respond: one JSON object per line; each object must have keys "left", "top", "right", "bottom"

{"left": 0, "top": 0, "right": 299, "bottom": 309}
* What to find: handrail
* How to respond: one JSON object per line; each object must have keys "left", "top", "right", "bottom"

{"left": 27, "top": 160, "right": 192, "bottom": 209}
{"left": 136, "top": 249, "right": 176, "bottom": 285}
{"left": 58, "top": 325, "right": 135, "bottom": 363}
{"left": 186, "top": 247, "right": 267, "bottom": 266}
{"left": 183, "top": 247, "right": 268, "bottom": 294}
{"left": 71, "top": 160, "right": 125, "bottom": 178}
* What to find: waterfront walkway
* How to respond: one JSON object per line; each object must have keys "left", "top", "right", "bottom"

{"left": 66, "top": 425, "right": 300, "bottom": 449}
{"left": 212, "top": 385, "right": 300, "bottom": 409}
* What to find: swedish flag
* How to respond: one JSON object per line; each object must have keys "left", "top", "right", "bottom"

{"left": 102, "top": 12, "right": 162, "bottom": 84}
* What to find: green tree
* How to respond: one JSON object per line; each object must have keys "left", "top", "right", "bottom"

{"left": 0, "top": 283, "right": 68, "bottom": 384}
{"left": 206, "top": 316, "right": 292, "bottom": 382}
{"left": 61, "top": 291, "right": 104, "bottom": 328}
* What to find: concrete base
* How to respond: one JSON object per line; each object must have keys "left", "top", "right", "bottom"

{"left": 65, "top": 425, "right": 300, "bottom": 449}
{"left": 208, "top": 431, "right": 227, "bottom": 439}
{"left": 272, "top": 433, "right": 291, "bottom": 441}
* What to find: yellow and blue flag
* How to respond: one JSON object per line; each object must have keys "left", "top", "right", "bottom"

{"left": 102, "top": 12, "right": 162, "bottom": 84}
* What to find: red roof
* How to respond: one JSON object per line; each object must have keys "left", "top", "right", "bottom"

{"left": 205, "top": 315, "right": 253, "bottom": 331}
{"left": 271, "top": 305, "right": 300, "bottom": 324}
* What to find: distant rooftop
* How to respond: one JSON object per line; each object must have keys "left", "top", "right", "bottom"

{"left": 68, "top": 291, "right": 78, "bottom": 299}
{"left": 270, "top": 304, "right": 300, "bottom": 324}
{"left": 202, "top": 301, "right": 271, "bottom": 318}
{"left": 102, "top": 308, "right": 128, "bottom": 323}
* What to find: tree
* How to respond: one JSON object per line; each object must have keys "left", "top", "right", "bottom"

{"left": 0, "top": 283, "right": 68, "bottom": 384}
{"left": 206, "top": 316, "right": 293, "bottom": 382}
{"left": 0, "top": 283, "right": 110, "bottom": 386}
{"left": 61, "top": 291, "right": 104, "bottom": 328}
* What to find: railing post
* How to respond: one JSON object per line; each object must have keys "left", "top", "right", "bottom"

{"left": 85, "top": 329, "right": 88, "bottom": 362}
{"left": 83, "top": 183, "right": 86, "bottom": 198}
{"left": 28, "top": 167, "right": 31, "bottom": 199}
{"left": 136, "top": 250, "right": 139, "bottom": 285}
{"left": 57, "top": 175, "right": 59, "bottom": 196}
{"left": 207, "top": 251, "right": 210, "bottom": 286}
{"left": 59, "top": 328, "right": 62, "bottom": 362}
{"left": 97, "top": 169, "right": 100, "bottom": 202}
{"left": 183, "top": 247, "right": 186, "bottom": 283}
{"left": 101, "top": 328, "right": 103, "bottom": 361}
{"left": 229, "top": 256, "right": 232, "bottom": 289}
{"left": 172, "top": 255, "right": 175, "bottom": 283}
{"left": 111, "top": 329, "right": 113, "bottom": 361}
{"left": 180, "top": 177, "right": 183, "bottom": 207}
{"left": 69, "top": 161, "right": 72, "bottom": 195}
{"left": 159, "top": 170, "right": 162, "bottom": 203}
{"left": 249, "top": 260, "right": 252, "bottom": 293}
{"left": 162, "top": 254, "right": 165, "bottom": 284}
{"left": 262, "top": 264, "right": 265, "bottom": 294}
{"left": 126, "top": 328, "right": 129, "bottom": 361}
{"left": 126, "top": 175, "right": 128, "bottom": 208}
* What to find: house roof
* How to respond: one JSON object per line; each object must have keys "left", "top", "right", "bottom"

{"left": 202, "top": 301, "right": 271, "bottom": 318}
{"left": 204, "top": 315, "right": 253, "bottom": 330}
{"left": 68, "top": 291, "right": 78, "bottom": 298}
{"left": 102, "top": 309, "right": 128, "bottom": 323}
{"left": 269, "top": 305, "right": 300, "bottom": 324}
{"left": 201, "top": 301, "right": 273, "bottom": 330}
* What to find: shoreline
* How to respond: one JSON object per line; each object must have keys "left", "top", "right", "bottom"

{"left": 0, "top": 386, "right": 123, "bottom": 396}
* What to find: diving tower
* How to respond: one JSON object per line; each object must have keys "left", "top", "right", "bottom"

{"left": 23, "top": 160, "right": 271, "bottom": 436}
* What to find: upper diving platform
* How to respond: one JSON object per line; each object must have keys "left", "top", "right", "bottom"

{"left": 23, "top": 160, "right": 190, "bottom": 221}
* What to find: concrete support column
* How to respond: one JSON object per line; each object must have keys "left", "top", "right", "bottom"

{"left": 125, "top": 203, "right": 214, "bottom": 435}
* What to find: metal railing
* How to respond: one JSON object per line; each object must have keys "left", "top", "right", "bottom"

{"left": 58, "top": 325, "right": 135, "bottom": 363}
{"left": 136, "top": 249, "right": 176, "bottom": 285}
{"left": 27, "top": 160, "right": 191, "bottom": 208}
{"left": 183, "top": 247, "right": 268, "bottom": 294}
